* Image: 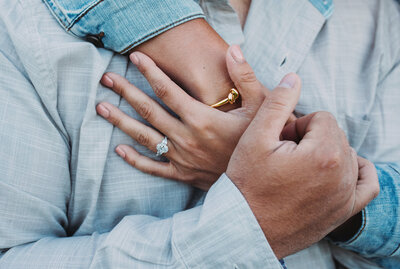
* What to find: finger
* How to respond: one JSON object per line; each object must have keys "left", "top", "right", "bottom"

{"left": 226, "top": 45, "right": 265, "bottom": 109}
{"left": 284, "top": 112, "right": 342, "bottom": 150}
{"left": 246, "top": 73, "right": 301, "bottom": 147}
{"left": 101, "top": 72, "right": 183, "bottom": 136}
{"left": 129, "top": 52, "right": 205, "bottom": 118}
{"left": 97, "top": 102, "right": 174, "bottom": 157}
{"left": 352, "top": 156, "right": 380, "bottom": 215}
{"left": 280, "top": 114, "right": 300, "bottom": 142}
{"left": 350, "top": 148, "right": 359, "bottom": 179}
{"left": 115, "top": 144, "right": 177, "bottom": 179}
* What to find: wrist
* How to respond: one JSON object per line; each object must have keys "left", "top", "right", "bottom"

{"left": 134, "top": 19, "right": 238, "bottom": 110}
{"left": 189, "top": 69, "right": 238, "bottom": 110}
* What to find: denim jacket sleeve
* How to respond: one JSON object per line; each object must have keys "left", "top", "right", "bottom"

{"left": 329, "top": 9, "right": 400, "bottom": 265}
{"left": 43, "top": 0, "right": 205, "bottom": 54}
{"left": 331, "top": 164, "right": 400, "bottom": 267}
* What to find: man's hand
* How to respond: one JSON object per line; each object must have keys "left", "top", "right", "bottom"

{"left": 328, "top": 156, "right": 379, "bottom": 242}
{"left": 226, "top": 74, "right": 380, "bottom": 259}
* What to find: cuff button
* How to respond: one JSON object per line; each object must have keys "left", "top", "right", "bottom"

{"left": 85, "top": 32, "right": 105, "bottom": 48}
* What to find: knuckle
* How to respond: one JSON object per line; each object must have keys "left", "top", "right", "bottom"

{"left": 113, "top": 81, "right": 126, "bottom": 96}
{"left": 138, "top": 101, "right": 153, "bottom": 120}
{"left": 124, "top": 153, "right": 136, "bottom": 167}
{"left": 181, "top": 138, "right": 200, "bottom": 152}
{"left": 109, "top": 113, "right": 122, "bottom": 127}
{"left": 314, "top": 111, "right": 335, "bottom": 122}
{"left": 152, "top": 80, "right": 169, "bottom": 99}
{"left": 239, "top": 70, "right": 257, "bottom": 84}
{"left": 190, "top": 117, "right": 208, "bottom": 130}
{"left": 168, "top": 164, "right": 181, "bottom": 179}
{"left": 137, "top": 132, "right": 150, "bottom": 146}
{"left": 193, "top": 123, "right": 216, "bottom": 142}
{"left": 319, "top": 149, "right": 342, "bottom": 169}
{"left": 265, "top": 96, "right": 288, "bottom": 112}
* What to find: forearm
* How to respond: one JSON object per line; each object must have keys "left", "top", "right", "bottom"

{"left": 0, "top": 234, "right": 107, "bottom": 268}
{"left": 134, "top": 19, "right": 235, "bottom": 106}
{"left": 1, "top": 176, "right": 281, "bottom": 268}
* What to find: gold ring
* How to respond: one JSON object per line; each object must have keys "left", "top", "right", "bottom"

{"left": 211, "top": 88, "right": 240, "bottom": 108}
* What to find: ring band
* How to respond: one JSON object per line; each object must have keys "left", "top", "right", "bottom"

{"left": 156, "top": 136, "right": 169, "bottom": 156}
{"left": 210, "top": 88, "right": 240, "bottom": 108}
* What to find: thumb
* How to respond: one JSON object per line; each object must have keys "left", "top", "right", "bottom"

{"left": 226, "top": 45, "right": 265, "bottom": 108}
{"left": 247, "top": 73, "right": 301, "bottom": 147}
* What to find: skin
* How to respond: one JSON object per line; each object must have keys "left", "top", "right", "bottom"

{"left": 227, "top": 87, "right": 379, "bottom": 258}
{"left": 131, "top": 0, "right": 251, "bottom": 109}
{"left": 97, "top": 46, "right": 380, "bottom": 257}
{"left": 99, "top": 46, "right": 265, "bottom": 189}
{"left": 133, "top": 19, "right": 235, "bottom": 108}
{"left": 92, "top": 0, "right": 378, "bottom": 257}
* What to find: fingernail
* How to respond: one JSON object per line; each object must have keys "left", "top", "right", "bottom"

{"left": 97, "top": 104, "right": 110, "bottom": 118}
{"left": 279, "top": 73, "right": 297, "bottom": 89}
{"left": 101, "top": 74, "right": 113, "bottom": 88}
{"left": 130, "top": 52, "right": 140, "bottom": 66}
{"left": 230, "top": 45, "right": 245, "bottom": 64}
{"left": 115, "top": 146, "right": 126, "bottom": 158}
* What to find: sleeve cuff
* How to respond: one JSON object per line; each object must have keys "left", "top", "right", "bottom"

{"left": 172, "top": 173, "right": 282, "bottom": 268}
{"left": 44, "top": 0, "right": 205, "bottom": 54}
{"left": 331, "top": 164, "right": 400, "bottom": 258}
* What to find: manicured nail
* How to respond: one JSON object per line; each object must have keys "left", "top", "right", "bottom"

{"left": 130, "top": 52, "right": 140, "bottom": 65}
{"left": 115, "top": 146, "right": 126, "bottom": 158}
{"left": 279, "top": 73, "right": 297, "bottom": 89}
{"left": 97, "top": 104, "right": 110, "bottom": 118}
{"left": 101, "top": 74, "right": 113, "bottom": 88}
{"left": 230, "top": 45, "right": 245, "bottom": 64}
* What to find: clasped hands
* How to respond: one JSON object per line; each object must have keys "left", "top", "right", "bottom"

{"left": 96, "top": 45, "right": 379, "bottom": 258}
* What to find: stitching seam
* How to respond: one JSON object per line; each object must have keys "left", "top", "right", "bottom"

{"left": 389, "top": 243, "right": 400, "bottom": 256}
{"left": 67, "top": 0, "right": 105, "bottom": 31}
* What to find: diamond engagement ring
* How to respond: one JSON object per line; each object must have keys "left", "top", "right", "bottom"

{"left": 156, "top": 136, "right": 169, "bottom": 156}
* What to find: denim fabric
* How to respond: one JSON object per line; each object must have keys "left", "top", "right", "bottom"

{"left": 43, "top": 0, "right": 334, "bottom": 54}
{"left": 332, "top": 164, "right": 400, "bottom": 268}
{"left": 43, "top": 0, "right": 205, "bottom": 54}
{"left": 309, "top": 0, "right": 334, "bottom": 18}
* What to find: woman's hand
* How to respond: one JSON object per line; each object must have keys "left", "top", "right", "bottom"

{"left": 97, "top": 45, "right": 290, "bottom": 190}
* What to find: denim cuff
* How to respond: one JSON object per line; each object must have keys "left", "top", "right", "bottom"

{"left": 332, "top": 164, "right": 400, "bottom": 258}
{"left": 43, "top": 0, "right": 205, "bottom": 54}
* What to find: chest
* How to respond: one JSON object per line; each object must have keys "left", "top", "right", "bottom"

{"left": 208, "top": 0, "right": 382, "bottom": 152}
